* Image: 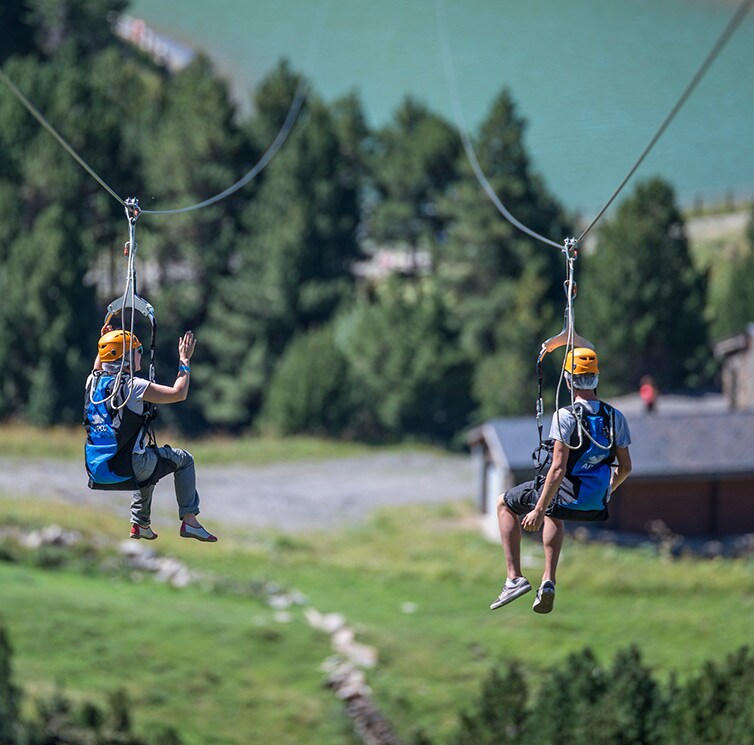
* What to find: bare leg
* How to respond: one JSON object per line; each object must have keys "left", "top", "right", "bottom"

{"left": 497, "top": 496, "right": 523, "bottom": 579}
{"left": 542, "top": 517, "right": 564, "bottom": 584}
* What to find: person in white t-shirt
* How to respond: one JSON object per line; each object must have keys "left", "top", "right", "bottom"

{"left": 489, "top": 348, "right": 632, "bottom": 614}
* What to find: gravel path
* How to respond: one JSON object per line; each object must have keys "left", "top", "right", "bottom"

{"left": 0, "top": 452, "right": 473, "bottom": 533}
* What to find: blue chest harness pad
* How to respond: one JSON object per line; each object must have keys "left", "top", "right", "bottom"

{"left": 542, "top": 401, "right": 616, "bottom": 521}
{"left": 84, "top": 373, "right": 147, "bottom": 490}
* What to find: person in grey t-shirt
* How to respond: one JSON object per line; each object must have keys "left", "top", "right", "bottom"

{"left": 91, "top": 323, "right": 218, "bottom": 543}
{"left": 489, "top": 348, "right": 632, "bottom": 614}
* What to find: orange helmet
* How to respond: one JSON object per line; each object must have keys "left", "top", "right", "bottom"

{"left": 98, "top": 330, "right": 141, "bottom": 362}
{"left": 564, "top": 347, "right": 599, "bottom": 375}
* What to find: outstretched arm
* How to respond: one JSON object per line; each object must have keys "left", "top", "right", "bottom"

{"left": 143, "top": 331, "right": 196, "bottom": 405}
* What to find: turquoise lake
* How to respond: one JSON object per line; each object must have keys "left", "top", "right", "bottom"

{"left": 129, "top": 0, "right": 754, "bottom": 214}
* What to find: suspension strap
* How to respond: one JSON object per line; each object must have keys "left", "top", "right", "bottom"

{"left": 535, "top": 238, "right": 596, "bottom": 458}
{"left": 92, "top": 198, "right": 157, "bottom": 421}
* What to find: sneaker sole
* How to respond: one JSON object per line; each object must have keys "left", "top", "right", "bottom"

{"left": 490, "top": 584, "right": 531, "bottom": 610}
{"left": 130, "top": 533, "right": 158, "bottom": 540}
{"left": 532, "top": 591, "right": 555, "bottom": 614}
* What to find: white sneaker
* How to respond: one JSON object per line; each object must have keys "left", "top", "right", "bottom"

{"left": 489, "top": 576, "right": 531, "bottom": 610}
{"left": 130, "top": 523, "right": 158, "bottom": 540}
{"left": 532, "top": 580, "right": 556, "bottom": 614}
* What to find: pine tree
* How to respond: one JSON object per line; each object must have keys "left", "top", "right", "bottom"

{"left": 199, "top": 63, "right": 363, "bottom": 428}
{"left": 436, "top": 88, "right": 572, "bottom": 419}
{"left": 368, "top": 97, "right": 461, "bottom": 269}
{"left": 261, "top": 322, "right": 356, "bottom": 437}
{"left": 665, "top": 646, "right": 754, "bottom": 745}
{"left": 337, "top": 276, "right": 473, "bottom": 441}
{"left": 577, "top": 646, "right": 666, "bottom": 745}
{"left": 708, "top": 207, "right": 754, "bottom": 339}
{"left": 450, "top": 662, "right": 528, "bottom": 745}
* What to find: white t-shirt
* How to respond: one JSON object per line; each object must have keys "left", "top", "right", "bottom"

{"left": 549, "top": 398, "right": 631, "bottom": 448}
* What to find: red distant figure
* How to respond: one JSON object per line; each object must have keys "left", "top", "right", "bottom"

{"left": 640, "top": 375, "right": 659, "bottom": 413}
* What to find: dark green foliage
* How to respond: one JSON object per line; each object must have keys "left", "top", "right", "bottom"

{"left": 577, "top": 646, "right": 665, "bottom": 745}
{"left": 368, "top": 97, "right": 461, "bottom": 257}
{"left": 451, "top": 663, "right": 528, "bottom": 745}
{"left": 443, "top": 646, "right": 754, "bottom": 745}
{"left": 0, "top": 42, "right": 150, "bottom": 424}
{"left": 31, "top": 684, "right": 166, "bottom": 744}
{"left": 135, "top": 54, "right": 250, "bottom": 432}
{"left": 0, "top": 0, "right": 127, "bottom": 63}
{"left": 524, "top": 647, "right": 607, "bottom": 745}
{"left": 436, "top": 89, "right": 572, "bottom": 419}
{"left": 23, "top": 0, "right": 128, "bottom": 58}
{"left": 708, "top": 207, "right": 754, "bottom": 340}
{"left": 0, "top": 0, "right": 36, "bottom": 64}
{"left": 665, "top": 647, "right": 754, "bottom": 745}
{"left": 0, "top": 202, "right": 97, "bottom": 424}
{"left": 337, "top": 277, "right": 473, "bottom": 441}
{"left": 0, "top": 626, "right": 184, "bottom": 744}
{"left": 198, "top": 63, "right": 363, "bottom": 428}
{"left": 580, "top": 178, "right": 710, "bottom": 393}
{"left": 261, "top": 322, "right": 356, "bottom": 437}
{"left": 0, "top": 627, "right": 21, "bottom": 745}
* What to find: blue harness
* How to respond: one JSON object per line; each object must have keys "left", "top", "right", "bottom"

{"left": 84, "top": 373, "right": 148, "bottom": 490}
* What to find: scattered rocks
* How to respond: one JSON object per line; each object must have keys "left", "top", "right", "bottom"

{"left": 325, "top": 659, "right": 404, "bottom": 745}
{"left": 22, "top": 525, "right": 82, "bottom": 549}
{"left": 305, "top": 608, "right": 347, "bottom": 634}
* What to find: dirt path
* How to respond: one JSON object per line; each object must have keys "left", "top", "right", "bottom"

{"left": 0, "top": 452, "right": 472, "bottom": 533}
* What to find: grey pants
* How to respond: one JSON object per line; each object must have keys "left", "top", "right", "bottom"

{"left": 131, "top": 445, "right": 201, "bottom": 526}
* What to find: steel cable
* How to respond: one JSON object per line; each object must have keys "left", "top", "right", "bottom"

{"left": 0, "top": 0, "right": 330, "bottom": 219}
{"left": 577, "top": 0, "right": 754, "bottom": 243}
{"left": 435, "top": 0, "right": 753, "bottom": 249}
{"left": 434, "top": 0, "right": 563, "bottom": 251}
{"left": 0, "top": 68, "right": 128, "bottom": 208}
{"left": 141, "top": 0, "right": 329, "bottom": 215}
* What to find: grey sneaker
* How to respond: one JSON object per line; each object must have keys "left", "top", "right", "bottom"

{"left": 490, "top": 576, "right": 532, "bottom": 610}
{"left": 532, "top": 580, "right": 556, "bottom": 614}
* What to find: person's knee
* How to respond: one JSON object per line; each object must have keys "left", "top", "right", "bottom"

{"left": 497, "top": 494, "right": 516, "bottom": 518}
{"left": 167, "top": 447, "right": 194, "bottom": 471}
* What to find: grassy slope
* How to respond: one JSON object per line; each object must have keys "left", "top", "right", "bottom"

{"left": 1, "top": 496, "right": 753, "bottom": 744}
{"left": 0, "top": 423, "right": 436, "bottom": 464}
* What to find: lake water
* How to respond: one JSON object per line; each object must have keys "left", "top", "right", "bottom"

{"left": 129, "top": 0, "right": 754, "bottom": 214}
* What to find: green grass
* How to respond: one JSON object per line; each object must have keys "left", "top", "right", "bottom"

{"left": 1, "top": 496, "right": 753, "bottom": 744}
{"left": 0, "top": 422, "right": 437, "bottom": 464}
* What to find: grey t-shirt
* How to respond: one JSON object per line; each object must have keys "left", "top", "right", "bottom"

{"left": 121, "top": 376, "right": 151, "bottom": 454}
{"left": 549, "top": 398, "right": 631, "bottom": 448}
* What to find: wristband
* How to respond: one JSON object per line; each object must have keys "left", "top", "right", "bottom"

{"left": 179, "top": 365, "right": 191, "bottom": 373}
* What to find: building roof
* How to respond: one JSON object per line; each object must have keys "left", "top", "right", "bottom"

{"left": 713, "top": 323, "right": 754, "bottom": 359}
{"left": 468, "top": 403, "right": 754, "bottom": 481}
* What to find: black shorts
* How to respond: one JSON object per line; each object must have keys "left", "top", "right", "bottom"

{"left": 503, "top": 480, "right": 551, "bottom": 516}
{"left": 503, "top": 480, "right": 609, "bottom": 522}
